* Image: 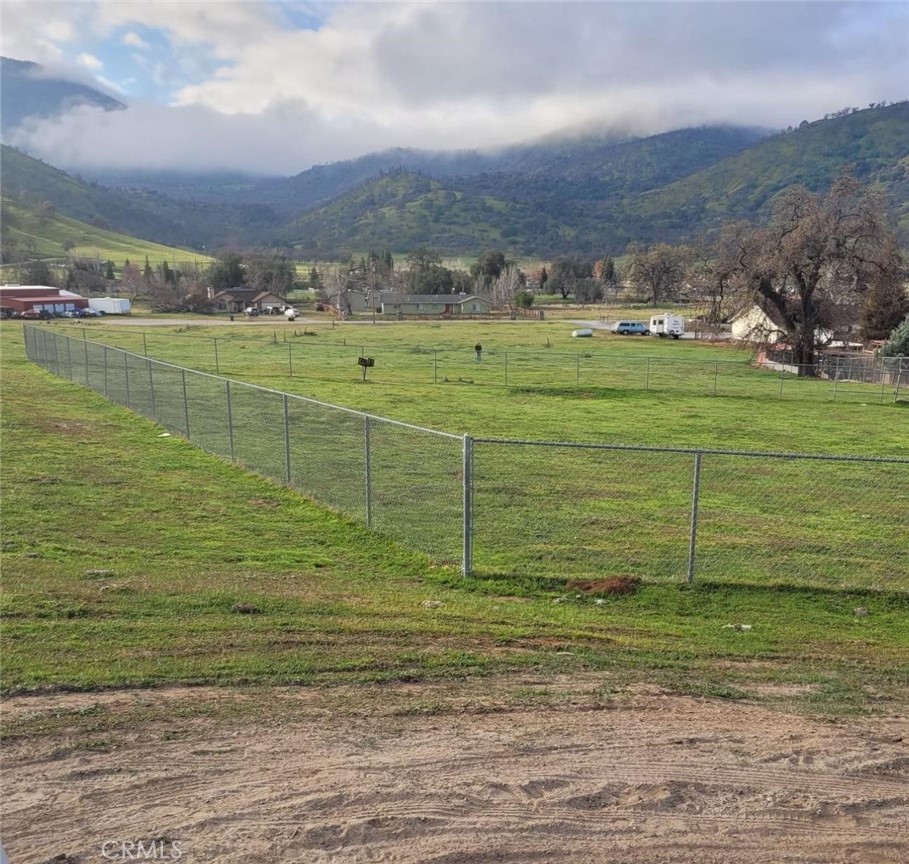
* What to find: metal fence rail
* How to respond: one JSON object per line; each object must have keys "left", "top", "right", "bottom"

{"left": 24, "top": 325, "right": 909, "bottom": 591}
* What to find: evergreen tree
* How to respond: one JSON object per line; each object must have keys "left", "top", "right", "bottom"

{"left": 879, "top": 314, "right": 909, "bottom": 357}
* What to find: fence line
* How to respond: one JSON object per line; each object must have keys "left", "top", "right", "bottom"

{"left": 23, "top": 325, "right": 909, "bottom": 592}
{"left": 69, "top": 324, "right": 909, "bottom": 404}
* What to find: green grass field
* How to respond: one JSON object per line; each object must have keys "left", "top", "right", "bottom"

{"left": 3, "top": 321, "right": 908, "bottom": 713}
{"left": 68, "top": 318, "right": 909, "bottom": 452}
{"left": 20, "top": 319, "right": 909, "bottom": 595}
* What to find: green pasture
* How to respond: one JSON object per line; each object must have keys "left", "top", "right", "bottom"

{"left": 2, "top": 323, "right": 908, "bottom": 712}
{"left": 17, "top": 320, "right": 909, "bottom": 595}
{"left": 62, "top": 318, "right": 909, "bottom": 453}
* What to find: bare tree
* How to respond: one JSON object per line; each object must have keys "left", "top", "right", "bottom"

{"left": 717, "top": 172, "right": 902, "bottom": 368}
{"left": 324, "top": 266, "right": 360, "bottom": 317}
{"left": 625, "top": 243, "right": 690, "bottom": 306}
{"left": 484, "top": 266, "right": 524, "bottom": 308}
{"left": 119, "top": 262, "right": 145, "bottom": 302}
{"left": 687, "top": 230, "right": 745, "bottom": 336}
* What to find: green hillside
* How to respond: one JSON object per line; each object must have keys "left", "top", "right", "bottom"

{"left": 0, "top": 145, "right": 283, "bottom": 249}
{"left": 277, "top": 170, "right": 556, "bottom": 258}
{"left": 0, "top": 197, "right": 209, "bottom": 266}
{"left": 4, "top": 103, "right": 906, "bottom": 258}
{"left": 626, "top": 101, "right": 909, "bottom": 239}
{"left": 276, "top": 103, "right": 909, "bottom": 256}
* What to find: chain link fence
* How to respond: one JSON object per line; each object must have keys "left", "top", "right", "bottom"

{"left": 24, "top": 325, "right": 909, "bottom": 591}
{"left": 469, "top": 440, "right": 909, "bottom": 591}
{"left": 24, "top": 325, "right": 463, "bottom": 566}
{"left": 71, "top": 325, "right": 909, "bottom": 404}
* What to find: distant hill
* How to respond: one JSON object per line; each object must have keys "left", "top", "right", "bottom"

{"left": 82, "top": 127, "right": 764, "bottom": 214}
{"left": 278, "top": 104, "right": 909, "bottom": 256}
{"left": 623, "top": 102, "right": 909, "bottom": 240}
{"left": 275, "top": 170, "right": 553, "bottom": 258}
{"left": 0, "top": 56, "right": 125, "bottom": 135}
{"left": 0, "top": 196, "right": 209, "bottom": 265}
{"left": 4, "top": 98, "right": 906, "bottom": 258}
{"left": 0, "top": 145, "right": 284, "bottom": 249}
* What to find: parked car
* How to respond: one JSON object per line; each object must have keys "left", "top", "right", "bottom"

{"left": 62, "top": 309, "right": 85, "bottom": 318}
{"left": 611, "top": 320, "right": 650, "bottom": 336}
{"left": 80, "top": 308, "right": 103, "bottom": 317}
{"left": 20, "top": 309, "right": 53, "bottom": 320}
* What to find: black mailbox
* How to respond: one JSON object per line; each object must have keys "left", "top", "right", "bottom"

{"left": 358, "top": 357, "right": 375, "bottom": 367}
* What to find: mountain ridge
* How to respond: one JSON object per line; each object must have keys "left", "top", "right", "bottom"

{"left": 0, "top": 56, "right": 125, "bottom": 135}
{"left": 2, "top": 99, "right": 905, "bottom": 258}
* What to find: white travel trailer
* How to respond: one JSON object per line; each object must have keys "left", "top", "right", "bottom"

{"left": 649, "top": 314, "right": 684, "bottom": 339}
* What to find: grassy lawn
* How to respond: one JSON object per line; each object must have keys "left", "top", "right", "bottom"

{"left": 3, "top": 322, "right": 908, "bottom": 713}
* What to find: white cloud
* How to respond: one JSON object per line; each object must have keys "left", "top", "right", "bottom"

{"left": 77, "top": 52, "right": 103, "bottom": 71}
{"left": 0, "top": 0, "right": 87, "bottom": 63}
{"left": 5, "top": 1, "right": 908, "bottom": 174}
{"left": 122, "top": 31, "right": 151, "bottom": 51}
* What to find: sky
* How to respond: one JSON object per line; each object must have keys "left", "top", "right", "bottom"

{"left": 1, "top": 0, "right": 907, "bottom": 175}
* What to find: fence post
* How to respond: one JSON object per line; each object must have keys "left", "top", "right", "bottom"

{"left": 84, "top": 338, "right": 90, "bottom": 386}
{"left": 686, "top": 451, "right": 702, "bottom": 585}
{"left": 214, "top": 337, "right": 220, "bottom": 374}
{"left": 181, "top": 368, "right": 190, "bottom": 439}
{"left": 880, "top": 371, "right": 887, "bottom": 404}
{"left": 148, "top": 358, "right": 157, "bottom": 422}
{"left": 433, "top": 350, "right": 438, "bottom": 384}
{"left": 462, "top": 434, "right": 474, "bottom": 576}
{"left": 713, "top": 361, "right": 719, "bottom": 397}
{"left": 226, "top": 380, "right": 235, "bottom": 460}
{"left": 576, "top": 354, "right": 581, "bottom": 388}
{"left": 895, "top": 367, "right": 903, "bottom": 403}
{"left": 52, "top": 333, "right": 60, "bottom": 377}
{"left": 778, "top": 367, "right": 784, "bottom": 400}
{"left": 504, "top": 352, "right": 508, "bottom": 387}
{"left": 142, "top": 332, "right": 148, "bottom": 357}
{"left": 288, "top": 342, "right": 293, "bottom": 377}
{"left": 645, "top": 357, "right": 651, "bottom": 391}
{"left": 65, "top": 335, "right": 73, "bottom": 380}
{"left": 283, "top": 393, "right": 292, "bottom": 485}
{"left": 364, "top": 415, "right": 373, "bottom": 529}
{"left": 103, "top": 346, "right": 109, "bottom": 398}
{"left": 124, "top": 351, "right": 131, "bottom": 408}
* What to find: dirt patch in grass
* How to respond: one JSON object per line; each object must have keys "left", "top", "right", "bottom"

{"left": 568, "top": 576, "right": 642, "bottom": 595}
{"left": 33, "top": 418, "right": 96, "bottom": 436}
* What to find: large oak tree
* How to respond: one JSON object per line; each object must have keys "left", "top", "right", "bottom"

{"left": 718, "top": 172, "right": 902, "bottom": 368}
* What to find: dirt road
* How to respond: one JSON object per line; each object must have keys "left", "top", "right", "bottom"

{"left": 3, "top": 681, "right": 907, "bottom": 863}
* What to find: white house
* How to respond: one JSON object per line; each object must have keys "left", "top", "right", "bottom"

{"left": 731, "top": 302, "right": 862, "bottom": 346}
{"left": 730, "top": 304, "right": 786, "bottom": 343}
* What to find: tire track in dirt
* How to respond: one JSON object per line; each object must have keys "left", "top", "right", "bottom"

{"left": 3, "top": 691, "right": 907, "bottom": 863}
